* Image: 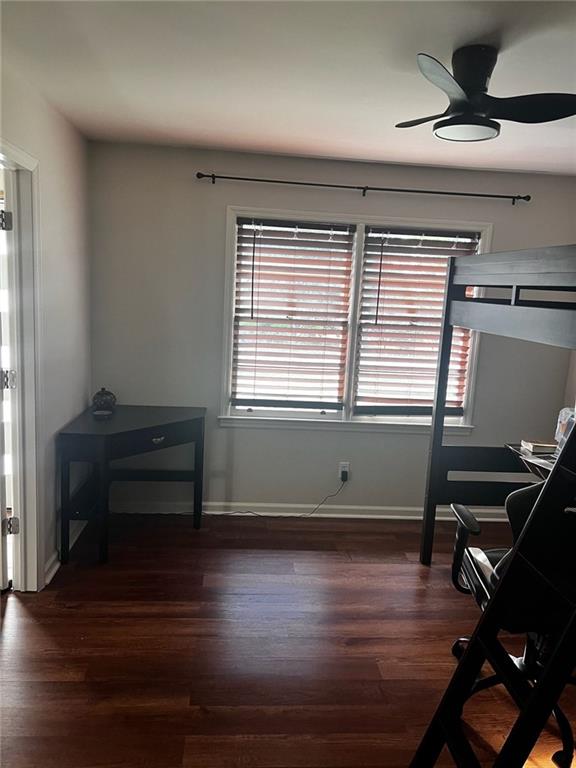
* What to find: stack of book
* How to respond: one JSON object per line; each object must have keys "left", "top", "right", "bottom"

{"left": 520, "top": 440, "right": 557, "bottom": 455}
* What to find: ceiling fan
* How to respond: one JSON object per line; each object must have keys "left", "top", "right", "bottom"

{"left": 396, "top": 44, "right": 576, "bottom": 141}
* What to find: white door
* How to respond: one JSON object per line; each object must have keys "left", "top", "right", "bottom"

{"left": 0, "top": 169, "right": 17, "bottom": 592}
{"left": 0, "top": 171, "right": 9, "bottom": 590}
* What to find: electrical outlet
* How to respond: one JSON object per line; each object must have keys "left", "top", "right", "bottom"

{"left": 339, "top": 461, "right": 350, "bottom": 482}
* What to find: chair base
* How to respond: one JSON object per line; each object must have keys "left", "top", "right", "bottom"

{"left": 451, "top": 636, "right": 575, "bottom": 767}
{"left": 451, "top": 638, "right": 468, "bottom": 660}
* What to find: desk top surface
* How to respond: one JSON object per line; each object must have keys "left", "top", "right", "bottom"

{"left": 506, "top": 443, "right": 555, "bottom": 478}
{"left": 60, "top": 405, "right": 206, "bottom": 437}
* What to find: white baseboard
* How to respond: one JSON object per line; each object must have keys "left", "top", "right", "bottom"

{"left": 112, "top": 500, "right": 507, "bottom": 522}
{"left": 44, "top": 520, "right": 88, "bottom": 587}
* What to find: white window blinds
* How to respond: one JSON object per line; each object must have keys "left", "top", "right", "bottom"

{"left": 354, "top": 227, "right": 480, "bottom": 415}
{"left": 231, "top": 218, "right": 356, "bottom": 411}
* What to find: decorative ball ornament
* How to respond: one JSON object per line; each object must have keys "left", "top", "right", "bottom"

{"left": 91, "top": 387, "right": 117, "bottom": 420}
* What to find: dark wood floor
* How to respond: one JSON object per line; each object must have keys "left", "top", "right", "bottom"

{"left": 1, "top": 514, "right": 574, "bottom": 767}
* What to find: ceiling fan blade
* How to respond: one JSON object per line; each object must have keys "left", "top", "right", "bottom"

{"left": 484, "top": 93, "right": 576, "bottom": 123}
{"left": 395, "top": 112, "right": 449, "bottom": 128}
{"left": 417, "top": 53, "right": 469, "bottom": 105}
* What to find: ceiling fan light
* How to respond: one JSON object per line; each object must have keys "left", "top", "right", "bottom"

{"left": 433, "top": 115, "right": 500, "bottom": 142}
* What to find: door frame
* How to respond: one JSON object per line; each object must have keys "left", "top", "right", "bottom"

{"left": 0, "top": 139, "right": 42, "bottom": 591}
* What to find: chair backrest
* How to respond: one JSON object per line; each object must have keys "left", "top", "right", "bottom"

{"left": 516, "top": 434, "right": 576, "bottom": 608}
{"left": 489, "top": 482, "right": 543, "bottom": 586}
{"left": 494, "top": 428, "right": 576, "bottom": 633}
{"left": 505, "top": 482, "right": 543, "bottom": 542}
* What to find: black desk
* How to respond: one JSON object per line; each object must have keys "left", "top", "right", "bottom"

{"left": 58, "top": 405, "right": 206, "bottom": 563}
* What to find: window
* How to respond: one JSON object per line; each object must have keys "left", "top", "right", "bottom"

{"left": 231, "top": 218, "right": 355, "bottom": 412}
{"left": 354, "top": 227, "right": 475, "bottom": 416}
{"left": 226, "top": 214, "right": 480, "bottom": 421}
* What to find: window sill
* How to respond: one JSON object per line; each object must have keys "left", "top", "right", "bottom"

{"left": 218, "top": 414, "right": 474, "bottom": 435}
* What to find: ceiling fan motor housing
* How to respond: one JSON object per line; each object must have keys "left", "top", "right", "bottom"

{"left": 433, "top": 115, "right": 501, "bottom": 142}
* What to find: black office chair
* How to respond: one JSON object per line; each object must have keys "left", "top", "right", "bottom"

{"left": 450, "top": 482, "right": 576, "bottom": 767}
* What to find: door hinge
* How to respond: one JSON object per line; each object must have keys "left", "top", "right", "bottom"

{"left": 0, "top": 211, "right": 13, "bottom": 231}
{"left": 1, "top": 370, "right": 16, "bottom": 389}
{"left": 1, "top": 517, "right": 19, "bottom": 535}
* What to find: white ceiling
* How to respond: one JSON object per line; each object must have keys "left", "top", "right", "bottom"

{"left": 3, "top": 1, "right": 576, "bottom": 174}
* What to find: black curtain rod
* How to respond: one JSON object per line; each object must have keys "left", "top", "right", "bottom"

{"left": 196, "top": 171, "right": 531, "bottom": 205}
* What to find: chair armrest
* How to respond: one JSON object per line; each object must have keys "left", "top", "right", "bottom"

{"left": 451, "top": 503, "right": 481, "bottom": 536}
{"left": 450, "top": 504, "right": 481, "bottom": 593}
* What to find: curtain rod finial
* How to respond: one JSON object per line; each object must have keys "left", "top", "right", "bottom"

{"left": 513, "top": 194, "right": 532, "bottom": 205}
{"left": 196, "top": 171, "right": 217, "bottom": 184}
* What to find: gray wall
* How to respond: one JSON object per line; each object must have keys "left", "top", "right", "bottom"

{"left": 565, "top": 353, "right": 576, "bottom": 408}
{"left": 88, "top": 142, "right": 576, "bottom": 515}
{"left": 2, "top": 63, "right": 92, "bottom": 580}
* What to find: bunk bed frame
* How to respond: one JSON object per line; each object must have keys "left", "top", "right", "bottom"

{"left": 421, "top": 243, "right": 576, "bottom": 566}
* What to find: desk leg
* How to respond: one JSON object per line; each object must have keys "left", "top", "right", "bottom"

{"left": 60, "top": 457, "right": 70, "bottom": 564}
{"left": 97, "top": 459, "right": 110, "bottom": 563}
{"left": 193, "top": 422, "right": 204, "bottom": 530}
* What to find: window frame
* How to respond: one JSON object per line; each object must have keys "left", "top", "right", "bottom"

{"left": 220, "top": 206, "right": 493, "bottom": 431}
